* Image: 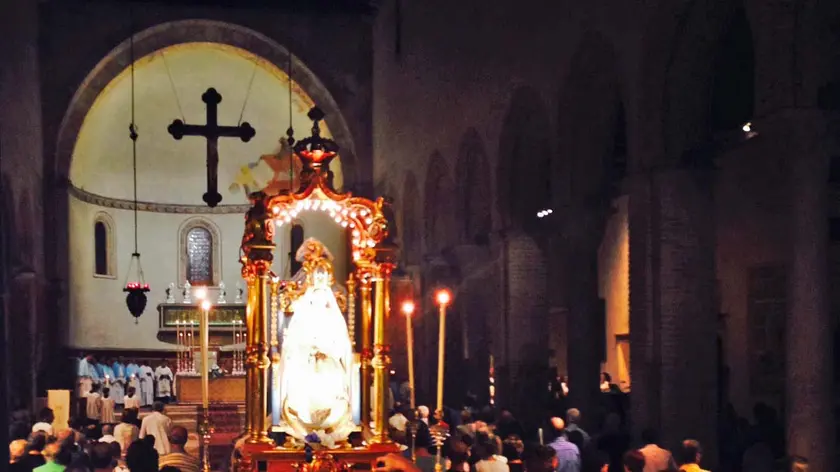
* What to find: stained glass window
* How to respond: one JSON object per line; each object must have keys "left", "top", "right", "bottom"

{"left": 94, "top": 221, "right": 108, "bottom": 275}
{"left": 186, "top": 227, "right": 213, "bottom": 285}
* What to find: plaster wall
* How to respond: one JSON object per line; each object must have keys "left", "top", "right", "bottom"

{"left": 68, "top": 196, "right": 346, "bottom": 350}
{"left": 598, "top": 196, "right": 630, "bottom": 390}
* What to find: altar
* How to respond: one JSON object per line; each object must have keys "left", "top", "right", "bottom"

{"left": 177, "top": 375, "right": 245, "bottom": 404}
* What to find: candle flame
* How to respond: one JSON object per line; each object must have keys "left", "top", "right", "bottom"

{"left": 436, "top": 289, "right": 451, "bottom": 306}
{"left": 201, "top": 300, "right": 212, "bottom": 311}
{"left": 401, "top": 300, "right": 415, "bottom": 317}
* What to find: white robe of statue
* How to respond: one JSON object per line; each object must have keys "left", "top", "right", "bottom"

{"left": 280, "top": 266, "right": 355, "bottom": 443}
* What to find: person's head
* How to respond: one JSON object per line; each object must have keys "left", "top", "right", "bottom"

{"left": 90, "top": 442, "right": 115, "bottom": 470}
{"left": 90, "top": 384, "right": 100, "bottom": 393}
{"left": 417, "top": 405, "right": 430, "bottom": 419}
{"left": 121, "top": 408, "right": 139, "bottom": 425}
{"left": 102, "top": 388, "right": 111, "bottom": 399}
{"left": 679, "top": 439, "right": 702, "bottom": 465}
{"left": 461, "top": 409, "right": 472, "bottom": 424}
{"left": 169, "top": 426, "right": 189, "bottom": 449}
{"left": 108, "top": 441, "right": 121, "bottom": 460}
{"left": 10, "top": 439, "right": 27, "bottom": 462}
{"left": 160, "top": 467, "right": 180, "bottom": 472}
{"left": 153, "top": 401, "right": 165, "bottom": 413}
{"left": 550, "top": 417, "right": 566, "bottom": 434}
{"left": 42, "top": 442, "right": 61, "bottom": 462}
{"left": 565, "top": 408, "right": 581, "bottom": 426}
{"left": 39, "top": 407, "right": 55, "bottom": 424}
{"left": 102, "top": 425, "right": 113, "bottom": 436}
{"left": 523, "top": 445, "right": 557, "bottom": 472}
{"left": 622, "top": 450, "right": 645, "bottom": 472}
{"left": 640, "top": 428, "right": 660, "bottom": 446}
{"left": 26, "top": 432, "right": 48, "bottom": 454}
{"left": 126, "top": 440, "right": 159, "bottom": 472}
{"left": 127, "top": 387, "right": 136, "bottom": 397}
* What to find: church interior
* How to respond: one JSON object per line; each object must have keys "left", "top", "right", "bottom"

{"left": 2, "top": 0, "right": 840, "bottom": 470}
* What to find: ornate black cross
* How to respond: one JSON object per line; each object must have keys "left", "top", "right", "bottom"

{"left": 168, "top": 88, "right": 256, "bottom": 207}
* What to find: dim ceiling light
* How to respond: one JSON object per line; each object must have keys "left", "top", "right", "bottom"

{"left": 742, "top": 122, "right": 752, "bottom": 133}
{"left": 537, "top": 209, "right": 553, "bottom": 218}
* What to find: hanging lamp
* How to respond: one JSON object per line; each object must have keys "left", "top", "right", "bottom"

{"left": 122, "top": 11, "right": 149, "bottom": 322}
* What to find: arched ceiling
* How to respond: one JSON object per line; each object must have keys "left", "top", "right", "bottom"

{"left": 70, "top": 42, "right": 342, "bottom": 205}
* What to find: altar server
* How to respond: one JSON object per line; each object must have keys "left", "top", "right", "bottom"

{"left": 126, "top": 359, "right": 140, "bottom": 392}
{"left": 111, "top": 358, "right": 126, "bottom": 406}
{"left": 155, "top": 360, "right": 174, "bottom": 402}
{"left": 139, "top": 360, "right": 154, "bottom": 406}
{"left": 99, "top": 361, "right": 115, "bottom": 398}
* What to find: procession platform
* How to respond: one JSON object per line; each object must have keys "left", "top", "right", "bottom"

{"left": 176, "top": 375, "right": 246, "bottom": 403}
{"left": 248, "top": 443, "right": 403, "bottom": 472}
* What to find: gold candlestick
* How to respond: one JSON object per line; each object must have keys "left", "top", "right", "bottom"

{"left": 199, "top": 299, "right": 212, "bottom": 472}
{"left": 435, "top": 289, "right": 451, "bottom": 417}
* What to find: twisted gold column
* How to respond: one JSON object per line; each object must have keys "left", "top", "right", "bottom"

{"left": 245, "top": 272, "right": 273, "bottom": 444}
{"left": 369, "top": 265, "right": 393, "bottom": 444}
{"left": 359, "top": 274, "right": 373, "bottom": 433}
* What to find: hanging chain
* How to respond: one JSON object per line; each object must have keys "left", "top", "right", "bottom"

{"left": 129, "top": 9, "right": 139, "bottom": 256}
{"left": 161, "top": 50, "right": 186, "bottom": 123}
{"left": 237, "top": 59, "right": 259, "bottom": 126}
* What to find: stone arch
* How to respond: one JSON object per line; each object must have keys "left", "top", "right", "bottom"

{"left": 496, "top": 87, "right": 552, "bottom": 233}
{"left": 423, "top": 152, "right": 456, "bottom": 254}
{"left": 401, "top": 172, "right": 421, "bottom": 266}
{"left": 558, "top": 31, "right": 624, "bottom": 206}
{"left": 92, "top": 211, "right": 117, "bottom": 278}
{"left": 177, "top": 217, "right": 223, "bottom": 287}
{"left": 455, "top": 128, "right": 492, "bottom": 245}
{"left": 54, "top": 19, "right": 359, "bottom": 188}
{"left": 639, "top": 0, "right": 757, "bottom": 166}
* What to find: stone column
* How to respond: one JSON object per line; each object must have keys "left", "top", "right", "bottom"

{"left": 627, "top": 166, "right": 717, "bottom": 456}
{"left": 565, "top": 207, "right": 603, "bottom": 430}
{"left": 503, "top": 229, "right": 548, "bottom": 426}
{"left": 785, "top": 111, "right": 834, "bottom": 470}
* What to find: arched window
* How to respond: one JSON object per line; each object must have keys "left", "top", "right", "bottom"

{"left": 290, "top": 224, "right": 304, "bottom": 275}
{"left": 93, "top": 213, "right": 116, "bottom": 277}
{"left": 186, "top": 227, "right": 213, "bottom": 285}
{"left": 179, "top": 218, "right": 221, "bottom": 286}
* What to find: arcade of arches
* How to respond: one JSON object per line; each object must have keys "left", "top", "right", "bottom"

{"left": 2, "top": 0, "right": 840, "bottom": 469}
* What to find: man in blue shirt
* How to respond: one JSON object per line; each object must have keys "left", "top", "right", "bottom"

{"left": 548, "top": 417, "right": 581, "bottom": 472}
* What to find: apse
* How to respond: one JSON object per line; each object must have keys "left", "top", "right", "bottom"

{"left": 67, "top": 42, "right": 347, "bottom": 350}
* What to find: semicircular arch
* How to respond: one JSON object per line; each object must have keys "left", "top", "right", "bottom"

{"left": 55, "top": 19, "right": 359, "bottom": 190}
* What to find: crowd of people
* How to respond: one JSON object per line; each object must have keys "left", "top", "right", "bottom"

{"left": 9, "top": 401, "right": 197, "bottom": 472}
{"left": 382, "top": 403, "right": 712, "bottom": 472}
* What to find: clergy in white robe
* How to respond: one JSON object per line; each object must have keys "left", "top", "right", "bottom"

{"left": 139, "top": 361, "right": 155, "bottom": 406}
{"left": 155, "top": 362, "right": 174, "bottom": 400}
{"left": 139, "top": 402, "right": 172, "bottom": 456}
{"left": 111, "top": 360, "right": 126, "bottom": 405}
{"left": 77, "top": 356, "right": 100, "bottom": 397}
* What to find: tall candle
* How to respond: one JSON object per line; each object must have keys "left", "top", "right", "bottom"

{"left": 402, "top": 301, "right": 416, "bottom": 410}
{"left": 435, "top": 290, "right": 450, "bottom": 416}
{"left": 200, "top": 302, "right": 211, "bottom": 409}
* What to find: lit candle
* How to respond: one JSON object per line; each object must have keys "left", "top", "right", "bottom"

{"left": 175, "top": 320, "right": 180, "bottom": 371}
{"left": 200, "top": 299, "right": 211, "bottom": 409}
{"left": 435, "top": 289, "right": 451, "bottom": 417}
{"left": 401, "top": 300, "right": 416, "bottom": 410}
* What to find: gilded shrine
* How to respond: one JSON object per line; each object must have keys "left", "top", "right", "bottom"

{"left": 234, "top": 108, "right": 400, "bottom": 471}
